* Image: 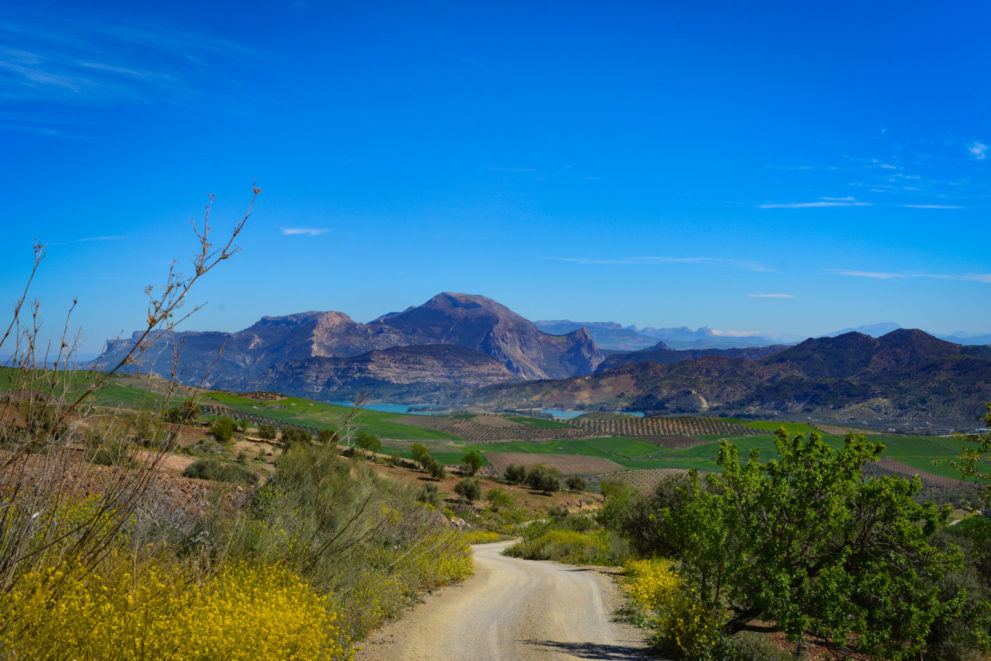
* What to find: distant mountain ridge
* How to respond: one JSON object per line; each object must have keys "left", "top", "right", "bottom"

{"left": 96, "top": 293, "right": 604, "bottom": 398}
{"left": 535, "top": 320, "right": 785, "bottom": 350}
{"left": 470, "top": 329, "right": 991, "bottom": 432}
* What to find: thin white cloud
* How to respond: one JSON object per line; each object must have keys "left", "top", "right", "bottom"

{"left": 748, "top": 293, "right": 795, "bottom": 299}
{"left": 280, "top": 227, "right": 330, "bottom": 236}
{"left": 968, "top": 141, "right": 987, "bottom": 160}
{"left": 832, "top": 269, "right": 991, "bottom": 284}
{"left": 548, "top": 256, "right": 770, "bottom": 271}
{"left": 758, "top": 196, "right": 872, "bottom": 209}
{"left": 901, "top": 204, "right": 965, "bottom": 209}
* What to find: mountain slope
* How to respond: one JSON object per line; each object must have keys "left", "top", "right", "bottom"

{"left": 470, "top": 329, "right": 991, "bottom": 430}
{"left": 95, "top": 293, "right": 603, "bottom": 398}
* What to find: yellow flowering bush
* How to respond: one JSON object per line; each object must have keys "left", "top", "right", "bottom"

{"left": 506, "top": 528, "right": 620, "bottom": 564}
{"left": 462, "top": 530, "right": 500, "bottom": 544}
{"left": 0, "top": 555, "right": 352, "bottom": 660}
{"left": 624, "top": 558, "right": 724, "bottom": 659}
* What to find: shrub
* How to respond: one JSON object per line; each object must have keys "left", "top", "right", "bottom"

{"left": 163, "top": 399, "right": 200, "bottom": 423}
{"left": 182, "top": 458, "right": 258, "bottom": 485}
{"left": 624, "top": 558, "right": 725, "bottom": 658}
{"left": 417, "top": 483, "right": 441, "bottom": 508}
{"left": 410, "top": 443, "right": 429, "bottom": 464}
{"left": 258, "top": 423, "right": 277, "bottom": 440}
{"left": 0, "top": 555, "right": 351, "bottom": 660}
{"left": 317, "top": 428, "right": 339, "bottom": 444}
{"left": 355, "top": 431, "right": 381, "bottom": 455}
{"left": 85, "top": 440, "right": 132, "bottom": 466}
{"left": 505, "top": 528, "right": 627, "bottom": 565}
{"left": 463, "top": 450, "right": 483, "bottom": 476}
{"left": 485, "top": 487, "right": 514, "bottom": 512}
{"left": 504, "top": 464, "right": 526, "bottom": 484}
{"left": 424, "top": 456, "right": 446, "bottom": 480}
{"left": 565, "top": 476, "right": 586, "bottom": 492}
{"left": 281, "top": 427, "right": 312, "bottom": 447}
{"left": 454, "top": 478, "right": 481, "bottom": 503}
{"left": 525, "top": 465, "right": 560, "bottom": 494}
{"left": 462, "top": 530, "right": 500, "bottom": 544}
{"left": 211, "top": 416, "right": 236, "bottom": 441}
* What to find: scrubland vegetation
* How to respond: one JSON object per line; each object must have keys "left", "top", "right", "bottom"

{"left": 0, "top": 201, "right": 473, "bottom": 659}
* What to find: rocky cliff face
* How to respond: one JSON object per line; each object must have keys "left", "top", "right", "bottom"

{"left": 95, "top": 292, "right": 604, "bottom": 399}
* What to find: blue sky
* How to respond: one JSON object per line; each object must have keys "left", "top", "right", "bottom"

{"left": 2, "top": 0, "right": 990, "bottom": 354}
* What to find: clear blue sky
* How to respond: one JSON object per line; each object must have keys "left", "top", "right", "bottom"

{"left": 2, "top": 0, "right": 990, "bottom": 354}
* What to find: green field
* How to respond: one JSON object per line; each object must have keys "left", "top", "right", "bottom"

{"left": 2, "top": 368, "right": 980, "bottom": 479}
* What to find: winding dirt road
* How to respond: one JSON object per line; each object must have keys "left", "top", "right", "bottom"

{"left": 357, "top": 540, "right": 650, "bottom": 660}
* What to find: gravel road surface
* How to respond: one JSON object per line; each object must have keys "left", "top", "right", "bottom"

{"left": 357, "top": 540, "right": 650, "bottom": 660}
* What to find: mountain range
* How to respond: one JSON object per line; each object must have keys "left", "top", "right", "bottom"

{"left": 471, "top": 329, "right": 991, "bottom": 432}
{"left": 94, "top": 293, "right": 991, "bottom": 430}
{"left": 96, "top": 293, "right": 603, "bottom": 398}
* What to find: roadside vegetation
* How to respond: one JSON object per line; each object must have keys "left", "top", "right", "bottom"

{"left": 0, "top": 196, "right": 473, "bottom": 660}
{"left": 506, "top": 419, "right": 991, "bottom": 659}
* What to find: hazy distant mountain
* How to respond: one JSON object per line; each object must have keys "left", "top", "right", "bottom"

{"left": 534, "top": 320, "right": 657, "bottom": 351}
{"left": 939, "top": 331, "right": 991, "bottom": 346}
{"left": 828, "top": 322, "right": 902, "bottom": 337}
{"left": 471, "top": 329, "right": 991, "bottom": 431}
{"left": 95, "top": 293, "right": 603, "bottom": 398}
{"left": 535, "top": 320, "right": 787, "bottom": 350}
{"left": 596, "top": 341, "right": 787, "bottom": 372}
{"left": 635, "top": 326, "right": 785, "bottom": 350}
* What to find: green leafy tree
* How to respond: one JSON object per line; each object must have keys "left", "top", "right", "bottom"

{"left": 956, "top": 403, "right": 991, "bottom": 508}
{"left": 355, "top": 431, "right": 381, "bottom": 455}
{"left": 525, "top": 465, "right": 560, "bottom": 494}
{"left": 281, "top": 427, "right": 312, "bottom": 447}
{"left": 454, "top": 478, "right": 481, "bottom": 503}
{"left": 410, "top": 443, "right": 430, "bottom": 465}
{"left": 424, "top": 456, "right": 446, "bottom": 480}
{"left": 503, "top": 464, "right": 526, "bottom": 484}
{"left": 258, "top": 423, "right": 277, "bottom": 440}
{"left": 669, "top": 429, "right": 962, "bottom": 660}
{"left": 485, "top": 487, "right": 514, "bottom": 512}
{"left": 463, "top": 450, "right": 483, "bottom": 476}
{"left": 564, "top": 476, "right": 586, "bottom": 492}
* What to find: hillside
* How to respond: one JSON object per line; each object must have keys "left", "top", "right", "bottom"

{"left": 470, "top": 329, "right": 991, "bottom": 431}
{"left": 596, "top": 340, "right": 786, "bottom": 371}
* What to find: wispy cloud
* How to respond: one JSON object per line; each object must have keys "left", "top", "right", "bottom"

{"left": 0, "top": 13, "right": 257, "bottom": 112}
{"left": 748, "top": 293, "right": 795, "bottom": 299}
{"left": 280, "top": 227, "right": 330, "bottom": 236}
{"left": 968, "top": 141, "right": 987, "bottom": 160}
{"left": 832, "top": 269, "right": 991, "bottom": 284}
{"left": 548, "top": 256, "right": 770, "bottom": 271}
{"left": 758, "top": 196, "right": 872, "bottom": 209}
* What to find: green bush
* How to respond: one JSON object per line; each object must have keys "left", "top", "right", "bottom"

{"left": 565, "top": 476, "right": 586, "bottom": 492}
{"left": 182, "top": 458, "right": 258, "bottom": 485}
{"left": 258, "top": 424, "right": 277, "bottom": 440}
{"left": 417, "top": 483, "right": 441, "bottom": 508}
{"left": 424, "top": 456, "right": 446, "bottom": 480}
{"left": 454, "top": 478, "right": 481, "bottom": 503}
{"left": 210, "top": 417, "right": 236, "bottom": 442}
{"left": 525, "top": 465, "right": 560, "bottom": 494}
{"left": 410, "top": 443, "right": 429, "bottom": 464}
{"left": 505, "top": 528, "right": 628, "bottom": 565}
{"left": 280, "top": 427, "right": 312, "bottom": 447}
{"left": 485, "top": 488, "right": 514, "bottom": 512}
{"left": 355, "top": 431, "right": 381, "bottom": 455}
{"left": 317, "top": 428, "right": 338, "bottom": 444}
{"left": 504, "top": 464, "right": 526, "bottom": 484}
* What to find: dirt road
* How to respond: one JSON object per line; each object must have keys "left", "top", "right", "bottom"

{"left": 357, "top": 540, "right": 650, "bottom": 660}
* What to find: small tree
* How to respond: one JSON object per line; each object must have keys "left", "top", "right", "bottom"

{"left": 410, "top": 443, "right": 430, "bottom": 465}
{"left": 504, "top": 464, "right": 526, "bottom": 484}
{"left": 565, "top": 476, "right": 586, "bottom": 492}
{"left": 164, "top": 399, "right": 200, "bottom": 423}
{"left": 463, "top": 450, "right": 483, "bottom": 476}
{"left": 668, "top": 429, "right": 962, "bottom": 659}
{"left": 258, "top": 423, "right": 277, "bottom": 441}
{"left": 416, "top": 483, "right": 441, "bottom": 507}
{"left": 355, "top": 431, "right": 381, "bottom": 455}
{"left": 454, "top": 478, "right": 481, "bottom": 504}
{"left": 424, "top": 456, "right": 446, "bottom": 480}
{"left": 525, "top": 465, "right": 560, "bottom": 494}
{"left": 211, "top": 416, "right": 236, "bottom": 442}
